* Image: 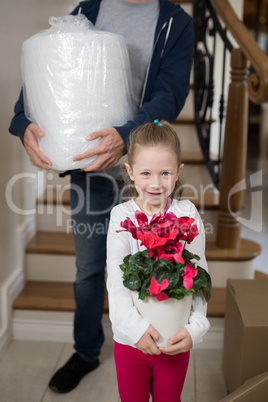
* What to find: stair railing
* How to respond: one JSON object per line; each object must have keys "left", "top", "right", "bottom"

{"left": 193, "top": 0, "right": 233, "bottom": 188}
{"left": 193, "top": 0, "right": 268, "bottom": 249}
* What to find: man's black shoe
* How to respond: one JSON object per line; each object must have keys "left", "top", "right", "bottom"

{"left": 48, "top": 353, "right": 100, "bottom": 393}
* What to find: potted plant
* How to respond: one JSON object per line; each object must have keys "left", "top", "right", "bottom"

{"left": 117, "top": 204, "right": 212, "bottom": 346}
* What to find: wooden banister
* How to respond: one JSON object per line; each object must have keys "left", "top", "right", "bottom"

{"left": 208, "top": 1, "right": 263, "bottom": 253}
{"left": 211, "top": 0, "right": 268, "bottom": 104}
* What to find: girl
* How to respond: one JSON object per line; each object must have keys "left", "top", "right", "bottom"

{"left": 106, "top": 120, "right": 210, "bottom": 402}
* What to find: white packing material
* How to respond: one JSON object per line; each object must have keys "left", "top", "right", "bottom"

{"left": 21, "top": 14, "right": 133, "bottom": 171}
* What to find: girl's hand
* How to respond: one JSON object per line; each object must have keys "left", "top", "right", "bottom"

{"left": 159, "top": 328, "right": 193, "bottom": 355}
{"left": 135, "top": 325, "right": 161, "bottom": 355}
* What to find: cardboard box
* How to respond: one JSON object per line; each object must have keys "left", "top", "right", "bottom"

{"left": 222, "top": 279, "right": 268, "bottom": 393}
{"left": 219, "top": 372, "right": 268, "bottom": 402}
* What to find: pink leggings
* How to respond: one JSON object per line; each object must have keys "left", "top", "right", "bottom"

{"left": 114, "top": 342, "right": 190, "bottom": 402}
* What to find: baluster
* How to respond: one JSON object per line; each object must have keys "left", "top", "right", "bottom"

{"left": 216, "top": 48, "right": 249, "bottom": 249}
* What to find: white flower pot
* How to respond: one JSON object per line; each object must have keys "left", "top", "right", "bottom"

{"left": 131, "top": 292, "right": 192, "bottom": 347}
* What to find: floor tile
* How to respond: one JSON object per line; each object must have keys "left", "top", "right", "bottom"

{"left": 181, "top": 350, "right": 195, "bottom": 402}
{"left": 195, "top": 349, "right": 227, "bottom": 401}
{"left": 0, "top": 340, "right": 227, "bottom": 401}
{"left": 42, "top": 344, "right": 119, "bottom": 402}
{"left": 0, "top": 341, "right": 63, "bottom": 402}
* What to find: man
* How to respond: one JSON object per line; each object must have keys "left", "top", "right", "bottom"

{"left": 9, "top": 0, "right": 193, "bottom": 393}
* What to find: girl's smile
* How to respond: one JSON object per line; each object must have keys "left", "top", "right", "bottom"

{"left": 125, "top": 145, "right": 183, "bottom": 215}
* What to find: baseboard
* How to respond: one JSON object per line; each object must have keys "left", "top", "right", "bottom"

{"left": 0, "top": 217, "right": 35, "bottom": 360}
{"left": 13, "top": 314, "right": 114, "bottom": 345}
{"left": 0, "top": 325, "right": 11, "bottom": 361}
{"left": 13, "top": 317, "right": 75, "bottom": 343}
{"left": 0, "top": 269, "right": 24, "bottom": 359}
{"left": 12, "top": 315, "right": 224, "bottom": 349}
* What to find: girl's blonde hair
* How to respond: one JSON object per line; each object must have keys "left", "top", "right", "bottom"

{"left": 124, "top": 120, "right": 183, "bottom": 199}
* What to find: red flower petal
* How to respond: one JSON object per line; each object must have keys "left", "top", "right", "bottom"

{"left": 181, "top": 264, "right": 198, "bottom": 289}
{"left": 149, "top": 277, "right": 168, "bottom": 297}
{"left": 156, "top": 293, "right": 169, "bottom": 301}
{"left": 157, "top": 253, "right": 174, "bottom": 262}
{"left": 149, "top": 277, "right": 160, "bottom": 296}
{"left": 143, "top": 231, "right": 155, "bottom": 249}
{"left": 159, "top": 279, "right": 168, "bottom": 292}
{"left": 149, "top": 250, "right": 155, "bottom": 258}
{"left": 117, "top": 218, "right": 139, "bottom": 239}
{"left": 175, "top": 242, "right": 183, "bottom": 253}
{"left": 173, "top": 252, "right": 184, "bottom": 264}
{"left": 137, "top": 230, "right": 145, "bottom": 245}
{"left": 135, "top": 211, "right": 148, "bottom": 226}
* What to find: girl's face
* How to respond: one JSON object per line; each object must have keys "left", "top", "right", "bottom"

{"left": 125, "top": 145, "right": 183, "bottom": 215}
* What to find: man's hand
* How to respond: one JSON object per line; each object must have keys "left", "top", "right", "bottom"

{"left": 159, "top": 328, "right": 193, "bottom": 355}
{"left": 135, "top": 325, "right": 161, "bottom": 355}
{"left": 23, "top": 123, "right": 52, "bottom": 170}
{"left": 73, "top": 128, "right": 124, "bottom": 171}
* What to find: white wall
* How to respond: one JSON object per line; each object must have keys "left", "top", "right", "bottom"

{"left": 0, "top": 0, "right": 78, "bottom": 355}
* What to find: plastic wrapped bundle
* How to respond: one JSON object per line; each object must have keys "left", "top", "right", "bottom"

{"left": 22, "top": 15, "right": 133, "bottom": 171}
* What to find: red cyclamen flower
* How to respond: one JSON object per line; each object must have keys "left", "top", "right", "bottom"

{"left": 117, "top": 200, "right": 199, "bottom": 262}
{"left": 181, "top": 263, "right": 198, "bottom": 290}
{"left": 149, "top": 277, "right": 169, "bottom": 301}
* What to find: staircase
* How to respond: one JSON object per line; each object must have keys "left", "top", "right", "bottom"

{"left": 12, "top": 0, "right": 266, "bottom": 342}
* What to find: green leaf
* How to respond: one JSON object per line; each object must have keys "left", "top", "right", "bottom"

{"left": 123, "top": 264, "right": 140, "bottom": 276}
{"left": 129, "top": 252, "right": 153, "bottom": 275}
{"left": 153, "top": 271, "right": 180, "bottom": 290}
{"left": 195, "top": 266, "right": 212, "bottom": 302}
{"left": 174, "top": 263, "right": 187, "bottom": 274}
{"left": 123, "top": 275, "right": 141, "bottom": 291}
{"left": 169, "top": 293, "right": 185, "bottom": 300}
{"left": 140, "top": 277, "right": 151, "bottom": 297}
{"left": 119, "top": 263, "right": 126, "bottom": 272}
{"left": 192, "top": 271, "right": 206, "bottom": 290}
{"left": 123, "top": 255, "right": 131, "bottom": 265}
{"left": 169, "top": 286, "right": 191, "bottom": 297}
{"left": 182, "top": 249, "right": 195, "bottom": 260}
{"left": 119, "top": 255, "right": 131, "bottom": 272}
{"left": 138, "top": 291, "right": 146, "bottom": 301}
{"left": 153, "top": 258, "right": 174, "bottom": 273}
{"left": 201, "top": 287, "right": 211, "bottom": 302}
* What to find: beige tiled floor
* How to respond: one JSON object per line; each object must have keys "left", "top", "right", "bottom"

{"left": 0, "top": 340, "right": 227, "bottom": 402}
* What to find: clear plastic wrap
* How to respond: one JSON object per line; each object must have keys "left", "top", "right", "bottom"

{"left": 21, "top": 15, "right": 133, "bottom": 171}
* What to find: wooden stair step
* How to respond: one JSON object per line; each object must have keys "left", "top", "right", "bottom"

{"left": 26, "top": 232, "right": 75, "bottom": 255}
{"left": 254, "top": 270, "right": 268, "bottom": 279}
{"left": 13, "top": 281, "right": 75, "bottom": 311}
{"left": 207, "top": 287, "right": 226, "bottom": 317}
{"left": 13, "top": 281, "right": 224, "bottom": 317}
{"left": 206, "top": 238, "right": 262, "bottom": 261}
{"left": 173, "top": 0, "right": 192, "bottom": 4}
{"left": 181, "top": 190, "right": 219, "bottom": 210}
{"left": 38, "top": 187, "right": 70, "bottom": 205}
{"left": 182, "top": 151, "right": 219, "bottom": 165}
{"left": 13, "top": 281, "right": 109, "bottom": 313}
{"left": 173, "top": 117, "right": 216, "bottom": 125}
